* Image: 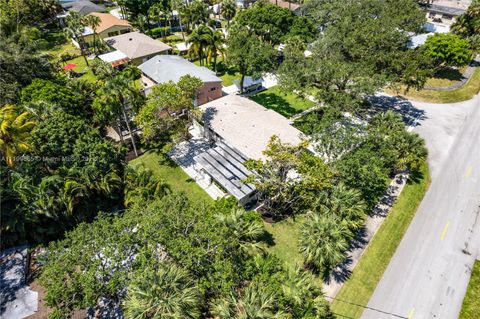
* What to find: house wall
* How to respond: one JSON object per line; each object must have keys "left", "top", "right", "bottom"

{"left": 99, "top": 25, "right": 132, "bottom": 39}
{"left": 196, "top": 82, "right": 222, "bottom": 106}
{"left": 131, "top": 51, "right": 170, "bottom": 66}
{"left": 141, "top": 75, "right": 222, "bottom": 106}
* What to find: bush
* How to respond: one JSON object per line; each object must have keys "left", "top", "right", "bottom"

{"left": 146, "top": 27, "right": 171, "bottom": 39}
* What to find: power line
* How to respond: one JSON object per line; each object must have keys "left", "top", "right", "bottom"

{"left": 325, "top": 295, "right": 408, "bottom": 319}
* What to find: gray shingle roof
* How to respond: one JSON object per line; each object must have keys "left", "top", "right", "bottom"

{"left": 139, "top": 55, "right": 222, "bottom": 84}
{"left": 104, "top": 32, "right": 171, "bottom": 60}
{"left": 61, "top": 0, "right": 106, "bottom": 15}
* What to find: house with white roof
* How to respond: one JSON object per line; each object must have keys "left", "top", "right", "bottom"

{"left": 138, "top": 55, "right": 223, "bottom": 105}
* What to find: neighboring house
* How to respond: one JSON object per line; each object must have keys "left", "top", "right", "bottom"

{"left": 61, "top": 0, "right": 106, "bottom": 15}
{"left": 235, "top": 0, "right": 256, "bottom": 8}
{"left": 423, "top": 3, "right": 466, "bottom": 26}
{"left": 104, "top": 31, "right": 171, "bottom": 65}
{"left": 138, "top": 55, "right": 223, "bottom": 105}
{"left": 184, "top": 94, "right": 303, "bottom": 204}
{"left": 268, "top": 0, "right": 301, "bottom": 12}
{"left": 72, "top": 13, "right": 131, "bottom": 49}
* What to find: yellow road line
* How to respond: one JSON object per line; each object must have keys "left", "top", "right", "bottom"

{"left": 440, "top": 222, "right": 450, "bottom": 241}
{"left": 465, "top": 166, "right": 472, "bottom": 179}
{"left": 408, "top": 307, "right": 415, "bottom": 319}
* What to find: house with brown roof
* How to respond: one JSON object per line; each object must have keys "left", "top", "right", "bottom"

{"left": 269, "top": 0, "right": 301, "bottom": 12}
{"left": 72, "top": 13, "right": 131, "bottom": 49}
{"left": 104, "top": 31, "right": 171, "bottom": 65}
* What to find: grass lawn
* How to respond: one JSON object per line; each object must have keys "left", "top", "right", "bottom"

{"left": 331, "top": 162, "right": 431, "bottom": 319}
{"left": 129, "top": 150, "right": 212, "bottom": 204}
{"left": 192, "top": 58, "right": 241, "bottom": 86}
{"left": 424, "top": 66, "right": 466, "bottom": 88}
{"left": 384, "top": 67, "right": 480, "bottom": 104}
{"left": 263, "top": 216, "right": 305, "bottom": 270}
{"left": 250, "top": 86, "right": 316, "bottom": 118}
{"left": 460, "top": 261, "right": 480, "bottom": 319}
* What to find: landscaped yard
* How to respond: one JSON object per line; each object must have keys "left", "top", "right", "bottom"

{"left": 129, "top": 150, "right": 212, "bottom": 204}
{"left": 250, "top": 86, "right": 316, "bottom": 118}
{"left": 424, "top": 66, "right": 466, "bottom": 88}
{"left": 263, "top": 216, "right": 304, "bottom": 270}
{"left": 460, "top": 261, "right": 480, "bottom": 319}
{"left": 331, "top": 162, "right": 430, "bottom": 319}
{"left": 384, "top": 67, "right": 480, "bottom": 104}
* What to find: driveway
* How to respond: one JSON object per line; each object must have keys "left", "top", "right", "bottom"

{"left": 361, "top": 94, "right": 480, "bottom": 319}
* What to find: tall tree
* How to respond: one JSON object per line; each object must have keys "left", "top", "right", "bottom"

{"left": 64, "top": 11, "right": 90, "bottom": 67}
{"left": 226, "top": 25, "right": 276, "bottom": 93}
{"left": 451, "top": 0, "right": 480, "bottom": 39}
{"left": 136, "top": 75, "right": 202, "bottom": 145}
{"left": 422, "top": 33, "right": 473, "bottom": 67}
{"left": 83, "top": 14, "right": 101, "bottom": 54}
{"left": 221, "top": 0, "right": 236, "bottom": 28}
{"left": 278, "top": 0, "right": 429, "bottom": 111}
{"left": 93, "top": 67, "right": 144, "bottom": 157}
{"left": 206, "top": 28, "right": 225, "bottom": 73}
{"left": 0, "top": 104, "right": 35, "bottom": 167}
{"left": 187, "top": 24, "right": 213, "bottom": 66}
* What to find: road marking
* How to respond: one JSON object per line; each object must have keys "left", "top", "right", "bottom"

{"left": 408, "top": 307, "right": 415, "bottom": 319}
{"left": 464, "top": 166, "right": 472, "bottom": 179}
{"left": 440, "top": 222, "right": 450, "bottom": 241}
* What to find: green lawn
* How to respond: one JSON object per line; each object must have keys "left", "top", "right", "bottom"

{"left": 249, "top": 86, "right": 316, "bottom": 118}
{"left": 385, "top": 67, "right": 480, "bottom": 103}
{"left": 460, "top": 261, "right": 480, "bottom": 319}
{"left": 331, "top": 162, "right": 431, "bottom": 319}
{"left": 129, "top": 150, "right": 212, "bottom": 204}
{"left": 191, "top": 58, "right": 241, "bottom": 86}
{"left": 263, "top": 216, "right": 305, "bottom": 270}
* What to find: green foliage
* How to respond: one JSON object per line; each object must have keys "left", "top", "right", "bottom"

{"left": 124, "top": 165, "right": 171, "bottom": 207}
{"left": 451, "top": 0, "right": 480, "bottom": 41}
{"left": 245, "top": 136, "right": 333, "bottom": 218}
{"left": 89, "top": 59, "right": 114, "bottom": 79}
{"left": 278, "top": 0, "right": 430, "bottom": 110}
{"left": 39, "top": 194, "right": 272, "bottom": 317}
{"left": 146, "top": 26, "right": 171, "bottom": 39}
{"left": 221, "top": 0, "right": 237, "bottom": 26}
{"left": 226, "top": 25, "right": 276, "bottom": 92}
{"left": 422, "top": 33, "right": 473, "bottom": 67}
{"left": 0, "top": 35, "right": 53, "bottom": 105}
{"left": 299, "top": 213, "right": 350, "bottom": 275}
{"left": 136, "top": 75, "right": 202, "bottom": 145}
{"left": 234, "top": 0, "right": 296, "bottom": 45}
{"left": 124, "top": 263, "right": 201, "bottom": 319}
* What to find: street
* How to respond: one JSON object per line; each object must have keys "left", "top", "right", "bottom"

{"left": 362, "top": 93, "right": 480, "bottom": 319}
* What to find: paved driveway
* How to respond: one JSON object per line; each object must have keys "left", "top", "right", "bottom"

{"left": 361, "top": 94, "right": 480, "bottom": 319}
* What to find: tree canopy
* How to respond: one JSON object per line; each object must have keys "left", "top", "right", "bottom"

{"left": 422, "top": 33, "right": 473, "bottom": 67}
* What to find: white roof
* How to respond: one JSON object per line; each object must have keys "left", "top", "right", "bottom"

{"left": 199, "top": 95, "right": 304, "bottom": 160}
{"left": 175, "top": 42, "right": 191, "bottom": 52}
{"left": 98, "top": 50, "right": 128, "bottom": 63}
{"left": 408, "top": 33, "right": 434, "bottom": 49}
{"left": 81, "top": 26, "right": 94, "bottom": 36}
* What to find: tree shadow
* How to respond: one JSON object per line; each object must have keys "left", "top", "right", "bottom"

{"left": 368, "top": 95, "right": 427, "bottom": 128}
{"left": 250, "top": 93, "right": 297, "bottom": 118}
{"left": 0, "top": 247, "right": 29, "bottom": 316}
{"left": 433, "top": 67, "right": 464, "bottom": 81}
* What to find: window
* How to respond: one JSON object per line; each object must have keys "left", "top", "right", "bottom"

{"left": 210, "top": 87, "right": 216, "bottom": 91}
{"left": 107, "top": 31, "right": 119, "bottom": 37}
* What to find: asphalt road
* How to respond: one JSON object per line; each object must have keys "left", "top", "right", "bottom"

{"left": 361, "top": 93, "right": 480, "bottom": 319}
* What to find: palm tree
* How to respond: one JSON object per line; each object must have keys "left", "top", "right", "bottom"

{"left": 212, "top": 281, "right": 287, "bottom": 319}
{"left": 94, "top": 68, "right": 144, "bottom": 157}
{"left": 216, "top": 208, "right": 265, "bottom": 256}
{"left": 124, "top": 165, "right": 171, "bottom": 207}
{"left": 172, "top": 0, "right": 186, "bottom": 40}
{"left": 316, "top": 183, "right": 367, "bottom": 233}
{"left": 83, "top": 15, "right": 101, "bottom": 54}
{"left": 123, "top": 263, "right": 201, "bottom": 319}
{"left": 64, "top": 11, "right": 90, "bottom": 66}
{"left": 187, "top": 24, "right": 213, "bottom": 66}
{"left": 0, "top": 105, "right": 35, "bottom": 167}
{"left": 298, "top": 213, "right": 350, "bottom": 275}
{"left": 206, "top": 29, "right": 225, "bottom": 73}
{"left": 221, "top": 0, "right": 236, "bottom": 28}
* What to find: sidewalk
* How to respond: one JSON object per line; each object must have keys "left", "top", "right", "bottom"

{"left": 322, "top": 173, "right": 408, "bottom": 298}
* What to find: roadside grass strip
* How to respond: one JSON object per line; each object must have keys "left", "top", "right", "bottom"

{"left": 331, "top": 162, "right": 431, "bottom": 319}
{"left": 459, "top": 261, "right": 480, "bottom": 319}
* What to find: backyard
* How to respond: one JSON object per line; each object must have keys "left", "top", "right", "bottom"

{"left": 249, "top": 85, "right": 316, "bottom": 118}
{"left": 129, "top": 150, "right": 212, "bottom": 204}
